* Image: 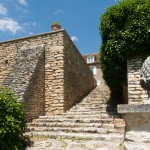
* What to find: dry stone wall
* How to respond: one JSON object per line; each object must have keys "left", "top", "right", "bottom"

{"left": 127, "top": 57, "right": 148, "bottom": 104}
{"left": 63, "top": 35, "right": 96, "bottom": 111}
{"left": 0, "top": 31, "right": 65, "bottom": 118}
{"left": 0, "top": 30, "right": 96, "bottom": 120}
{"left": 3, "top": 45, "right": 44, "bottom": 98}
{"left": 44, "top": 36, "right": 64, "bottom": 115}
{"left": 23, "top": 47, "right": 45, "bottom": 121}
{"left": 0, "top": 43, "right": 17, "bottom": 84}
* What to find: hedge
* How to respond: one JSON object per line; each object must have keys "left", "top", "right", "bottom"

{"left": 100, "top": 0, "right": 150, "bottom": 97}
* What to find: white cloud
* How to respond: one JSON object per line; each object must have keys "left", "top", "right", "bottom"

{"left": 14, "top": 4, "right": 28, "bottom": 13}
{"left": 0, "top": 3, "right": 7, "bottom": 15}
{"left": 54, "top": 10, "right": 65, "bottom": 15}
{"left": 18, "top": 0, "right": 27, "bottom": 6}
{"left": 23, "top": 22, "right": 37, "bottom": 27}
{"left": 0, "top": 17, "right": 23, "bottom": 34}
{"left": 71, "top": 36, "right": 78, "bottom": 42}
{"left": 29, "top": 32, "right": 33, "bottom": 35}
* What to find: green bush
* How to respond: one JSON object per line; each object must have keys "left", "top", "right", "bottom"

{"left": 51, "top": 21, "right": 60, "bottom": 25}
{"left": 100, "top": 0, "right": 150, "bottom": 98}
{"left": 0, "top": 87, "right": 26, "bottom": 150}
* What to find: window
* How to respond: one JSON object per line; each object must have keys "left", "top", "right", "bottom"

{"left": 89, "top": 66, "right": 97, "bottom": 75}
{"left": 87, "top": 56, "right": 95, "bottom": 63}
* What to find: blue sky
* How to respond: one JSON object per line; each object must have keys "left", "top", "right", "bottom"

{"left": 0, "top": 0, "right": 118, "bottom": 54}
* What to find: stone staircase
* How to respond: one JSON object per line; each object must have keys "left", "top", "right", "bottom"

{"left": 26, "top": 84, "right": 125, "bottom": 147}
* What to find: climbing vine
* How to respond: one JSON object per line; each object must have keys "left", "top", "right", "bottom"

{"left": 100, "top": 0, "right": 150, "bottom": 96}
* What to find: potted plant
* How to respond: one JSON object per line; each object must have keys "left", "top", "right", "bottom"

{"left": 51, "top": 21, "right": 61, "bottom": 31}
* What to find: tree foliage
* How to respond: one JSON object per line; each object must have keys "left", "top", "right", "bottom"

{"left": 0, "top": 87, "right": 26, "bottom": 150}
{"left": 100, "top": 0, "right": 150, "bottom": 95}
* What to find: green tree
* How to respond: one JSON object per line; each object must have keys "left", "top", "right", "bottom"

{"left": 100, "top": 0, "right": 150, "bottom": 101}
{"left": 0, "top": 87, "right": 26, "bottom": 150}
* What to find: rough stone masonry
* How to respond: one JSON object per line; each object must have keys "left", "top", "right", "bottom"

{"left": 0, "top": 29, "right": 96, "bottom": 121}
{"left": 127, "top": 57, "right": 148, "bottom": 104}
{"left": 118, "top": 56, "right": 150, "bottom": 150}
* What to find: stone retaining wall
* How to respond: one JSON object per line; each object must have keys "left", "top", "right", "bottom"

{"left": 63, "top": 34, "right": 96, "bottom": 111}
{"left": 2, "top": 45, "right": 45, "bottom": 121}
{"left": 23, "top": 47, "right": 45, "bottom": 121}
{"left": 0, "top": 29, "right": 96, "bottom": 120}
{"left": 127, "top": 57, "right": 148, "bottom": 104}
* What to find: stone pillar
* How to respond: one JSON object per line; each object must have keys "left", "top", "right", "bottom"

{"left": 127, "top": 57, "right": 148, "bottom": 104}
{"left": 118, "top": 104, "right": 150, "bottom": 150}
{"left": 45, "top": 45, "right": 64, "bottom": 115}
{"left": 118, "top": 57, "right": 150, "bottom": 149}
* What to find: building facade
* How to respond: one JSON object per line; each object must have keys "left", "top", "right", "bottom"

{"left": 82, "top": 53, "right": 103, "bottom": 85}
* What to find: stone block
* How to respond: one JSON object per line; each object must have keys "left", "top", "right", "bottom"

{"left": 118, "top": 104, "right": 150, "bottom": 150}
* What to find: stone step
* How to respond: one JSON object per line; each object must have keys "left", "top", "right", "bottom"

{"left": 28, "top": 122, "right": 103, "bottom": 128}
{"left": 66, "top": 111, "right": 119, "bottom": 116}
{"left": 26, "top": 131, "right": 124, "bottom": 142}
{"left": 64, "top": 111, "right": 118, "bottom": 116}
{"left": 76, "top": 100, "right": 107, "bottom": 106}
{"left": 71, "top": 104, "right": 108, "bottom": 109}
{"left": 29, "top": 124, "right": 125, "bottom": 133}
{"left": 76, "top": 107, "right": 111, "bottom": 110}
{"left": 27, "top": 126, "right": 121, "bottom": 134}
{"left": 39, "top": 113, "right": 116, "bottom": 118}
{"left": 69, "top": 105, "right": 115, "bottom": 109}
{"left": 66, "top": 109, "right": 111, "bottom": 113}
{"left": 78, "top": 101, "right": 107, "bottom": 104}
{"left": 27, "top": 122, "right": 124, "bottom": 131}
{"left": 32, "top": 118, "right": 125, "bottom": 130}
{"left": 75, "top": 103, "right": 106, "bottom": 106}
{"left": 28, "top": 121, "right": 125, "bottom": 131}
{"left": 63, "top": 114, "right": 116, "bottom": 119}
{"left": 32, "top": 118, "right": 114, "bottom": 124}
{"left": 69, "top": 107, "right": 115, "bottom": 112}
{"left": 28, "top": 122, "right": 109, "bottom": 128}
{"left": 37, "top": 114, "right": 121, "bottom": 121}
{"left": 38, "top": 114, "right": 116, "bottom": 120}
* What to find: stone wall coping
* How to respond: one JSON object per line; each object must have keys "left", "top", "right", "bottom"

{"left": 0, "top": 29, "right": 65, "bottom": 44}
{"left": 117, "top": 104, "right": 150, "bottom": 114}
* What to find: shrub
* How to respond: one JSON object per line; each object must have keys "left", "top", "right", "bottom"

{"left": 100, "top": 0, "right": 150, "bottom": 99}
{"left": 51, "top": 21, "right": 60, "bottom": 25}
{"left": 0, "top": 87, "right": 26, "bottom": 150}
